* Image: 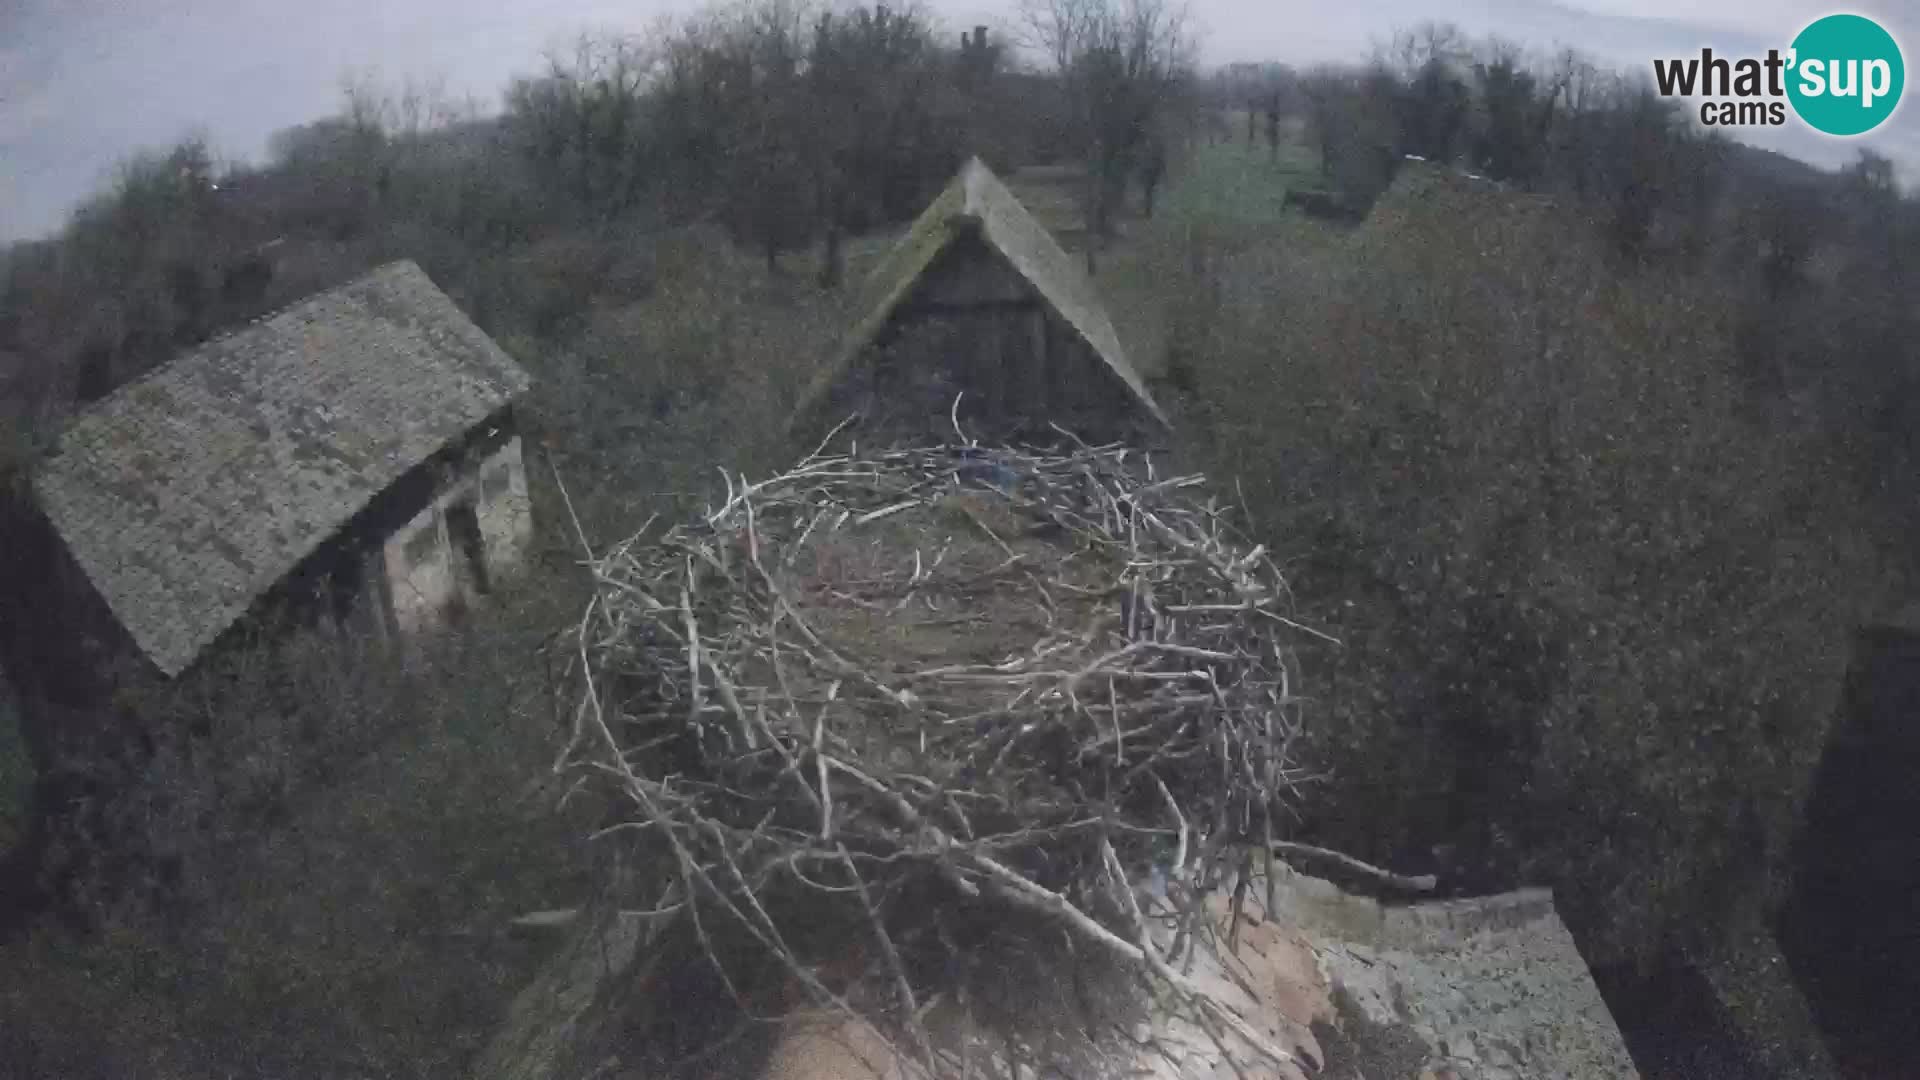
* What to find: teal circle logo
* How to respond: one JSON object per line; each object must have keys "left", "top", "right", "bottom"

{"left": 1787, "top": 14, "right": 1905, "bottom": 136}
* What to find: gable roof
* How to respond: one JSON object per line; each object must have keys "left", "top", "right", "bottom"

{"left": 792, "top": 157, "right": 1167, "bottom": 432}
{"left": 32, "top": 260, "right": 530, "bottom": 676}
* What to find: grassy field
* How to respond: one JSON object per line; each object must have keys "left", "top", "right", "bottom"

{"left": 1087, "top": 132, "right": 1335, "bottom": 384}
{"left": 1157, "top": 128, "right": 1317, "bottom": 229}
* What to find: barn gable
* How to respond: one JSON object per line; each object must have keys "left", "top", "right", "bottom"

{"left": 792, "top": 157, "right": 1167, "bottom": 438}
{"left": 31, "top": 261, "right": 531, "bottom": 676}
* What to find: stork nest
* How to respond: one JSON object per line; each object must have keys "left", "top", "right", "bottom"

{"left": 557, "top": 429, "right": 1326, "bottom": 1075}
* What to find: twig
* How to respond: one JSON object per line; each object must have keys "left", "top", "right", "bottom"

{"left": 1227, "top": 852, "right": 1251, "bottom": 954}
{"left": 1270, "top": 841, "right": 1438, "bottom": 893}
{"left": 549, "top": 457, "right": 596, "bottom": 564}
{"left": 1095, "top": 839, "right": 1297, "bottom": 1071}
{"left": 1153, "top": 774, "right": 1189, "bottom": 895}
{"left": 838, "top": 843, "right": 933, "bottom": 1075}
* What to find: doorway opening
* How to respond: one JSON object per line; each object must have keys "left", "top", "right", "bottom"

{"left": 445, "top": 501, "right": 490, "bottom": 601}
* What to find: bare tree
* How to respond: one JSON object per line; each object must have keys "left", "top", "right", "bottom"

{"left": 505, "top": 33, "right": 660, "bottom": 217}
{"left": 1022, "top": 0, "right": 1105, "bottom": 79}
{"left": 1020, "top": 0, "right": 1194, "bottom": 264}
{"left": 1298, "top": 65, "right": 1347, "bottom": 180}
{"left": 807, "top": 3, "right": 941, "bottom": 287}
{"left": 1377, "top": 21, "right": 1466, "bottom": 81}
{"left": 1473, "top": 39, "right": 1548, "bottom": 183}
{"left": 722, "top": 0, "right": 814, "bottom": 273}
{"left": 1298, "top": 64, "right": 1400, "bottom": 214}
{"left": 387, "top": 74, "right": 455, "bottom": 136}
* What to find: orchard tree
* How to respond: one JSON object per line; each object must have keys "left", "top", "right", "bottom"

{"left": 1021, "top": 0, "right": 1194, "bottom": 260}
{"left": 504, "top": 34, "right": 658, "bottom": 218}
{"left": 1400, "top": 56, "right": 1469, "bottom": 163}
{"left": 721, "top": 0, "right": 814, "bottom": 273}
{"left": 1300, "top": 65, "right": 1400, "bottom": 213}
{"left": 1472, "top": 42, "right": 1550, "bottom": 184}
{"left": 808, "top": 4, "right": 943, "bottom": 286}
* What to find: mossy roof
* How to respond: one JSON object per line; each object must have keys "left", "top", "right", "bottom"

{"left": 793, "top": 157, "right": 1167, "bottom": 432}
{"left": 32, "top": 260, "right": 530, "bottom": 676}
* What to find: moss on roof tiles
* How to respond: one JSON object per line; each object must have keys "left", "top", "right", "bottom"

{"left": 31, "top": 260, "right": 530, "bottom": 676}
{"left": 792, "top": 157, "right": 1166, "bottom": 433}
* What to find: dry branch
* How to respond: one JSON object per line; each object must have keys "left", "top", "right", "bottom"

{"left": 1270, "top": 840, "right": 1439, "bottom": 894}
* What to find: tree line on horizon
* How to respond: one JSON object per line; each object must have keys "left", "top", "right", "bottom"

{"left": 1193, "top": 20, "right": 1919, "bottom": 500}
{"left": 0, "top": 0, "right": 1203, "bottom": 476}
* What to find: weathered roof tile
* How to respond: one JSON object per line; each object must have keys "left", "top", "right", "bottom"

{"left": 794, "top": 157, "right": 1167, "bottom": 431}
{"left": 32, "top": 260, "right": 530, "bottom": 676}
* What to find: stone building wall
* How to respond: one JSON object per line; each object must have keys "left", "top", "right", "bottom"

{"left": 382, "top": 432, "right": 532, "bottom": 635}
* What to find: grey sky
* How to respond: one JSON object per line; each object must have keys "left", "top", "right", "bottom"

{"left": 3, "top": 0, "right": 1916, "bottom": 241}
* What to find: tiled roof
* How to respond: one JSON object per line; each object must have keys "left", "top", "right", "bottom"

{"left": 793, "top": 156, "right": 1167, "bottom": 431}
{"left": 755, "top": 872, "right": 1641, "bottom": 1080}
{"left": 32, "top": 260, "right": 530, "bottom": 676}
{"left": 1292, "top": 879, "right": 1641, "bottom": 1078}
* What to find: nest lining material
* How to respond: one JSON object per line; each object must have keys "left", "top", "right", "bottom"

{"left": 557, "top": 427, "right": 1326, "bottom": 1075}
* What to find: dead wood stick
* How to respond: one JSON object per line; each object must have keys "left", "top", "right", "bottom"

{"left": 1092, "top": 838, "right": 1298, "bottom": 1071}
{"left": 955, "top": 501, "right": 1017, "bottom": 559}
{"left": 685, "top": 813, "right": 882, "bottom": 1047}
{"left": 1152, "top": 774, "right": 1190, "bottom": 893}
{"left": 803, "top": 412, "right": 860, "bottom": 465}
{"left": 1270, "top": 841, "right": 1438, "bottom": 893}
{"left": 739, "top": 687, "right": 820, "bottom": 819}
{"left": 681, "top": 580, "right": 708, "bottom": 741}
{"left": 930, "top": 669, "right": 1204, "bottom": 684}
{"left": 705, "top": 658, "right": 756, "bottom": 750}
{"left": 814, "top": 702, "right": 833, "bottom": 840}
{"left": 1142, "top": 642, "right": 1240, "bottom": 663}
{"left": 629, "top": 784, "right": 749, "bottom": 1011}
{"left": 825, "top": 758, "right": 979, "bottom": 899}
{"left": 1262, "top": 809, "right": 1278, "bottom": 916}
{"left": 549, "top": 457, "right": 597, "bottom": 564}
{"left": 837, "top": 842, "right": 934, "bottom": 1075}
{"left": 1228, "top": 851, "right": 1251, "bottom": 953}
{"left": 1254, "top": 608, "right": 1344, "bottom": 646}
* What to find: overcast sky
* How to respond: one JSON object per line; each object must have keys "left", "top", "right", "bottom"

{"left": 3, "top": 0, "right": 1916, "bottom": 241}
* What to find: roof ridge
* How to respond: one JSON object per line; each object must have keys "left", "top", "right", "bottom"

{"left": 48, "top": 260, "right": 424, "bottom": 437}
{"left": 966, "top": 162, "right": 1166, "bottom": 426}
{"left": 200, "top": 258, "right": 421, "bottom": 349}
{"left": 788, "top": 158, "right": 1165, "bottom": 433}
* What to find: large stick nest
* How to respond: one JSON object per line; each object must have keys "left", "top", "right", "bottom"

{"left": 558, "top": 428, "right": 1325, "bottom": 1075}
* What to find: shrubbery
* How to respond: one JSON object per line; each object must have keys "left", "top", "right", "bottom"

{"left": 1168, "top": 167, "right": 1897, "bottom": 965}
{"left": 1, "top": 577, "right": 601, "bottom": 1076}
